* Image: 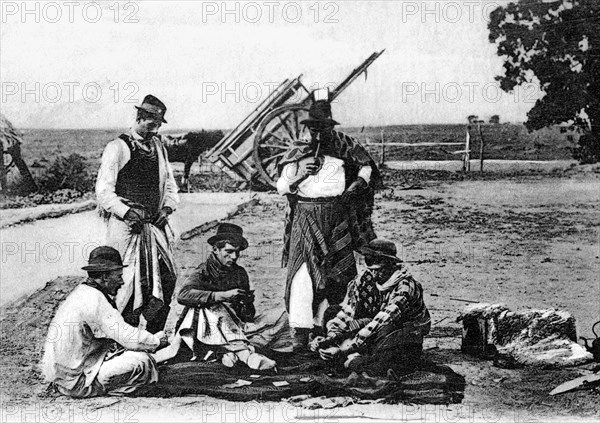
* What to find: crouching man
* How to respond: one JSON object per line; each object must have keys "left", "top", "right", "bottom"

{"left": 175, "top": 223, "right": 292, "bottom": 370}
{"left": 40, "top": 246, "right": 179, "bottom": 397}
{"left": 311, "top": 239, "right": 431, "bottom": 376}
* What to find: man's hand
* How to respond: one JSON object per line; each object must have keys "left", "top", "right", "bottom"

{"left": 124, "top": 207, "right": 149, "bottom": 222}
{"left": 155, "top": 331, "right": 169, "bottom": 350}
{"left": 124, "top": 208, "right": 149, "bottom": 233}
{"left": 154, "top": 207, "right": 172, "bottom": 229}
{"left": 214, "top": 289, "right": 246, "bottom": 303}
{"left": 286, "top": 157, "right": 321, "bottom": 192}
{"left": 340, "top": 177, "right": 368, "bottom": 202}
{"left": 301, "top": 163, "right": 320, "bottom": 176}
{"left": 299, "top": 157, "right": 321, "bottom": 176}
{"left": 318, "top": 346, "right": 341, "bottom": 361}
{"left": 309, "top": 336, "right": 326, "bottom": 352}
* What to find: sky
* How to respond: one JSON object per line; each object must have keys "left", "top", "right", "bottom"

{"left": 0, "top": 0, "right": 541, "bottom": 130}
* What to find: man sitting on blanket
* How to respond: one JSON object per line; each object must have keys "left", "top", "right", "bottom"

{"left": 40, "top": 246, "right": 183, "bottom": 398}
{"left": 310, "top": 239, "right": 431, "bottom": 376}
{"left": 175, "top": 223, "right": 292, "bottom": 370}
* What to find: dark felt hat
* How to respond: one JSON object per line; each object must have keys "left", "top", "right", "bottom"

{"left": 81, "top": 246, "right": 128, "bottom": 272}
{"left": 207, "top": 223, "right": 249, "bottom": 250}
{"left": 300, "top": 100, "right": 339, "bottom": 127}
{"left": 358, "top": 239, "right": 402, "bottom": 263}
{"left": 135, "top": 94, "right": 168, "bottom": 123}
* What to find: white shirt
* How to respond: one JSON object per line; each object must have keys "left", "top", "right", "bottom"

{"left": 277, "top": 155, "right": 372, "bottom": 197}
{"left": 40, "top": 284, "right": 160, "bottom": 390}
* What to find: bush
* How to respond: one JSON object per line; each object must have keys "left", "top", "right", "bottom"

{"left": 0, "top": 189, "right": 94, "bottom": 209}
{"left": 37, "top": 154, "right": 95, "bottom": 193}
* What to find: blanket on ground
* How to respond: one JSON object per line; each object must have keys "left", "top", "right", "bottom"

{"left": 137, "top": 351, "right": 465, "bottom": 406}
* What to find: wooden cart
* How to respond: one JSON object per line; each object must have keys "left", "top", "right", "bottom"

{"left": 206, "top": 50, "right": 385, "bottom": 187}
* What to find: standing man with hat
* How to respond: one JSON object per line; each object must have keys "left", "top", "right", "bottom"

{"left": 310, "top": 239, "right": 431, "bottom": 376}
{"left": 40, "top": 246, "right": 170, "bottom": 398}
{"left": 174, "top": 223, "right": 291, "bottom": 370}
{"left": 276, "top": 91, "right": 382, "bottom": 350}
{"left": 96, "top": 94, "right": 179, "bottom": 334}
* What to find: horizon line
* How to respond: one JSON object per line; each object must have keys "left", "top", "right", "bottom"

{"left": 18, "top": 122, "right": 525, "bottom": 131}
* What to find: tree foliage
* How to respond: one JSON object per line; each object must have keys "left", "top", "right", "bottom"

{"left": 488, "top": 0, "right": 600, "bottom": 162}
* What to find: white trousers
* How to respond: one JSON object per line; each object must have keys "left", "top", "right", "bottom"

{"left": 288, "top": 263, "right": 328, "bottom": 329}
{"left": 96, "top": 351, "right": 159, "bottom": 395}
{"left": 56, "top": 351, "right": 158, "bottom": 398}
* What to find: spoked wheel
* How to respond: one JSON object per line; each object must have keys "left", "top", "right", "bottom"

{"left": 253, "top": 104, "right": 311, "bottom": 187}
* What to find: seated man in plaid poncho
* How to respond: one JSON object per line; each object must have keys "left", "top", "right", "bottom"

{"left": 310, "top": 239, "right": 431, "bottom": 376}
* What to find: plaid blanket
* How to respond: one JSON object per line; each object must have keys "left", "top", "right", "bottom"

{"left": 138, "top": 351, "right": 465, "bottom": 405}
{"left": 284, "top": 201, "right": 358, "bottom": 309}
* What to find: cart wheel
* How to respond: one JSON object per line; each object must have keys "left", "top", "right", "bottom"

{"left": 253, "top": 104, "right": 311, "bottom": 187}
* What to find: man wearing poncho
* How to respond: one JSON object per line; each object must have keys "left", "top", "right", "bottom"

{"left": 96, "top": 95, "right": 179, "bottom": 334}
{"left": 175, "top": 223, "right": 291, "bottom": 370}
{"left": 276, "top": 99, "right": 381, "bottom": 350}
{"left": 311, "top": 239, "right": 431, "bottom": 376}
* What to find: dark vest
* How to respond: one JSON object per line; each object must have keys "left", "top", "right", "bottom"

{"left": 115, "top": 134, "right": 161, "bottom": 215}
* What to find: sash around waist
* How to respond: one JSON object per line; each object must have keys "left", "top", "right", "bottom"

{"left": 296, "top": 195, "right": 341, "bottom": 203}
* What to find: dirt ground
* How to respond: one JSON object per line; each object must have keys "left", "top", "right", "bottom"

{"left": 1, "top": 168, "right": 599, "bottom": 422}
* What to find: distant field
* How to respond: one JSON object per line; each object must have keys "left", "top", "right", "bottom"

{"left": 17, "top": 128, "right": 198, "bottom": 169}
{"left": 346, "top": 124, "right": 577, "bottom": 162}
{"left": 17, "top": 124, "right": 577, "bottom": 171}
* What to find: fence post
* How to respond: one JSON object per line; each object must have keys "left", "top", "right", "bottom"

{"left": 478, "top": 122, "right": 485, "bottom": 172}
{"left": 463, "top": 126, "right": 471, "bottom": 172}
{"left": 380, "top": 130, "right": 385, "bottom": 167}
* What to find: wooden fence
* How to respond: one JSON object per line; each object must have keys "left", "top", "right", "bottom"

{"left": 364, "top": 123, "right": 486, "bottom": 172}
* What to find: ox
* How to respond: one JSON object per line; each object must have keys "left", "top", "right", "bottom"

{"left": 163, "top": 130, "right": 224, "bottom": 192}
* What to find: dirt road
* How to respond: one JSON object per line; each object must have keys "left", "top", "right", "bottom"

{"left": 0, "top": 193, "right": 253, "bottom": 306}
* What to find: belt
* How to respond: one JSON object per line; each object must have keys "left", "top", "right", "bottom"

{"left": 296, "top": 196, "right": 341, "bottom": 203}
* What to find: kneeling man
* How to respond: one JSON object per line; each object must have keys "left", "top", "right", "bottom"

{"left": 311, "top": 239, "right": 431, "bottom": 376}
{"left": 40, "top": 246, "right": 174, "bottom": 398}
{"left": 176, "top": 223, "right": 291, "bottom": 370}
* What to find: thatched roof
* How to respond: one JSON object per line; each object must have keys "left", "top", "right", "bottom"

{"left": 0, "top": 113, "right": 23, "bottom": 149}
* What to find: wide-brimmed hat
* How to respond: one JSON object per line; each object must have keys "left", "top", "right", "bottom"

{"left": 300, "top": 100, "right": 339, "bottom": 128}
{"left": 358, "top": 239, "right": 402, "bottom": 263}
{"left": 81, "top": 246, "right": 128, "bottom": 272}
{"left": 207, "top": 223, "right": 249, "bottom": 250}
{"left": 135, "top": 94, "right": 168, "bottom": 123}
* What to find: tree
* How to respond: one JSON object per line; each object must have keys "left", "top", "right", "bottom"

{"left": 467, "top": 115, "right": 479, "bottom": 124}
{"left": 489, "top": 115, "right": 500, "bottom": 124}
{"left": 488, "top": 0, "right": 600, "bottom": 163}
